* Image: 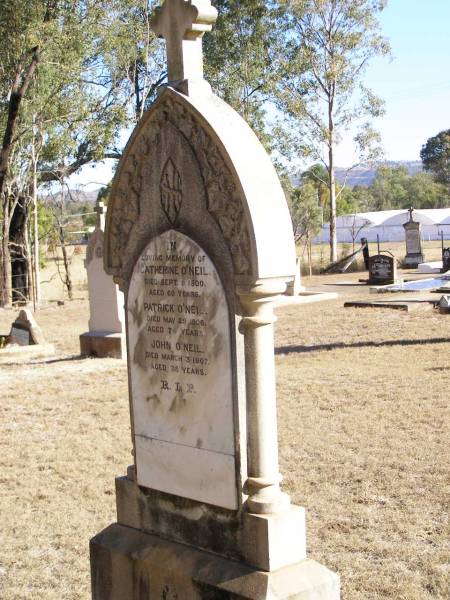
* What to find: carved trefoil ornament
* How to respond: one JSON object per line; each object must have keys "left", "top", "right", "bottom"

{"left": 160, "top": 158, "right": 183, "bottom": 225}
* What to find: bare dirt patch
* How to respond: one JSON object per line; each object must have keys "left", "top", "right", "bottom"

{"left": 0, "top": 271, "right": 449, "bottom": 599}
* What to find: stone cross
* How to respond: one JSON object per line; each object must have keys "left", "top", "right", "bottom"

{"left": 95, "top": 200, "right": 106, "bottom": 231}
{"left": 151, "top": 0, "right": 217, "bottom": 85}
{"left": 408, "top": 206, "right": 415, "bottom": 222}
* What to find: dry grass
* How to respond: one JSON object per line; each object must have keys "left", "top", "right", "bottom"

{"left": 0, "top": 267, "right": 449, "bottom": 599}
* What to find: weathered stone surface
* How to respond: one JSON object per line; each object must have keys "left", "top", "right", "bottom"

{"left": 8, "top": 308, "right": 45, "bottom": 346}
{"left": 81, "top": 203, "right": 125, "bottom": 359}
{"left": 115, "top": 474, "right": 243, "bottom": 562}
{"left": 86, "top": 228, "right": 125, "bottom": 335}
{"left": 90, "top": 524, "right": 340, "bottom": 600}
{"left": 80, "top": 332, "right": 125, "bottom": 359}
{"left": 127, "top": 230, "right": 236, "bottom": 509}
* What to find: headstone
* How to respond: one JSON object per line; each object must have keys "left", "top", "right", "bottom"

{"left": 90, "top": 2, "right": 340, "bottom": 599}
{"left": 368, "top": 254, "right": 397, "bottom": 285}
{"left": 79, "top": 201, "right": 126, "bottom": 359}
{"left": 361, "top": 237, "right": 370, "bottom": 270}
{"left": 439, "top": 294, "right": 450, "bottom": 314}
{"left": 8, "top": 309, "right": 45, "bottom": 346}
{"left": 0, "top": 308, "right": 55, "bottom": 362}
{"left": 286, "top": 258, "right": 303, "bottom": 296}
{"left": 442, "top": 247, "right": 450, "bottom": 273}
{"left": 403, "top": 207, "right": 424, "bottom": 267}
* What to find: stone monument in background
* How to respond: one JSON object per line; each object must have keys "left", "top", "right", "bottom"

{"left": 79, "top": 201, "right": 126, "bottom": 359}
{"left": 403, "top": 207, "right": 424, "bottom": 268}
{"left": 90, "top": 1, "right": 340, "bottom": 598}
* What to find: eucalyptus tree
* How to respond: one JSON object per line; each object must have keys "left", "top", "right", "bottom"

{"left": 203, "top": 0, "right": 283, "bottom": 145}
{"left": 0, "top": 0, "right": 165, "bottom": 306}
{"left": 420, "top": 129, "right": 450, "bottom": 196}
{"left": 276, "top": 0, "right": 390, "bottom": 262}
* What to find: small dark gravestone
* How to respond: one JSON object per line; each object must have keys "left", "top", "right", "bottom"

{"left": 8, "top": 309, "right": 44, "bottom": 346}
{"left": 442, "top": 248, "right": 450, "bottom": 273}
{"left": 369, "top": 254, "right": 397, "bottom": 285}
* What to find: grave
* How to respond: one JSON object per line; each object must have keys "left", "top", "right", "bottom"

{"left": 90, "top": 1, "right": 340, "bottom": 599}
{"left": 0, "top": 309, "right": 54, "bottom": 362}
{"left": 368, "top": 253, "right": 397, "bottom": 285}
{"left": 79, "top": 201, "right": 126, "bottom": 359}
{"left": 442, "top": 247, "right": 450, "bottom": 273}
{"left": 403, "top": 207, "right": 424, "bottom": 267}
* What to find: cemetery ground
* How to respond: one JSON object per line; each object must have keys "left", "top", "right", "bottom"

{"left": 0, "top": 248, "right": 448, "bottom": 600}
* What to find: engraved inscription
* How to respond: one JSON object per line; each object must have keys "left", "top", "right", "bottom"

{"left": 127, "top": 230, "right": 237, "bottom": 508}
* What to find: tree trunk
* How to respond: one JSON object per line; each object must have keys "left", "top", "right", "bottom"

{"left": 10, "top": 196, "right": 30, "bottom": 305}
{"left": 60, "top": 226, "right": 73, "bottom": 300}
{"left": 0, "top": 217, "right": 12, "bottom": 307}
{"left": 328, "top": 99, "right": 337, "bottom": 263}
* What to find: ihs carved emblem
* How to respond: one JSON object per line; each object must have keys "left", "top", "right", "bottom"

{"left": 160, "top": 158, "right": 183, "bottom": 225}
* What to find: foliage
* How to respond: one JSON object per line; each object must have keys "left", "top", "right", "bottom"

{"left": 288, "top": 180, "right": 323, "bottom": 242}
{"left": 203, "top": 0, "right": 281, "bottom": 145}
{"left": 420, "top": 129, "right": 450, "bottom": 192}
{"left": 350, "top": 166, "right": 448, "bottom": 211}
{"left": 276, "top": 0, "right": 390, "bottom": 261}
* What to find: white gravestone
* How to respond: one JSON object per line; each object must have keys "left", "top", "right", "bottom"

{"left": 128, "top": 231, "right": 236, "bottom": 508}
{"left": 403, "top": 207, "right": 424, "bottom": 267}
{"left": 91, "top": 1, "right": 340, "bottom": 598}
{"left": 79, "top": 202, "right": 126, "bottom": 359}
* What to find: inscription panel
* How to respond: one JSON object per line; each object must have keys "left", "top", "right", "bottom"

{"left": 127, "top": 230, "right": 237, "bottom": 509}
{"left": 405, "top": 225, "right": 422, "bottom": 255}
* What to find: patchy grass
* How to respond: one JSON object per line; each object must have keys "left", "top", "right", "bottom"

{"left": 0, "top": 272, "right": 449, "bottom": 599}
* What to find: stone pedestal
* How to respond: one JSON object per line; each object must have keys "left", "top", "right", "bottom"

{"left": 80, "top": 332, "right": 125, "bottom": 359}
{"left": 91, "top": 523, "right": 339, "bottom": 600}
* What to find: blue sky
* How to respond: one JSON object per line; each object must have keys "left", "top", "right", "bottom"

{"left": 337, "top": 0, "right": 450, "bottom": 165}
{"left": 69, "top": 0, "right": 450, "bottom": 189}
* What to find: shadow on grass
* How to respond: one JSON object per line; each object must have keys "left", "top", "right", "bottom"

{"left": 275, "top": 337, "right": 450, "bottom": 355}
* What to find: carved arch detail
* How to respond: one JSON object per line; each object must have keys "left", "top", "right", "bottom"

{"left": 105, "top": 91, "right": 252, "bottom": 279}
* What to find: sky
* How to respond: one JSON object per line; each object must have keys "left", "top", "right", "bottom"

{"left": 69, "top": 0, "right": 450, "bottom": 190}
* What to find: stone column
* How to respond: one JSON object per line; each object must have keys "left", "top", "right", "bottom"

{"left": 238, "top": 280, "right": 290, "bottom": 514}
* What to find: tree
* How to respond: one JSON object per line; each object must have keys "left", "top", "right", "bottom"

{"left": 420, "top": 129, "right": 450, "bottom": 195}
{"left": 203, "top": 0, "right": 282, "bottom": 144}
{"left": 288, "top": 180, "right": 322, "bottom": 274}
{"left": 276, "top": 0, "right": 390, "bottom": 262}
{"left": 0, "top": 1, "right": 165, "bottom": 306}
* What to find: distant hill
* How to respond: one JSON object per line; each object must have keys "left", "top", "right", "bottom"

{"left": 335, "top": 160, "right": 423, "bottom": 188}
{"left": 40, "top": 188, "right": 101, "bottom": 204}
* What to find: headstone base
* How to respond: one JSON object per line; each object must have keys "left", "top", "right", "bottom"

{"left": 80, "top": 332, "right": 125, "bottom": 359}
{"left": 115, "top": 472, "right": 307, "bottom": 572}
{"left": 403, "top": 253, "right": 424, "bottom": 268}
{"left": 90, "top": 523, "right": 340, "bottom": 600}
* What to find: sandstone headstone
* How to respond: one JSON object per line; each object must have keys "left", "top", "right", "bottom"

{"left": 90, "top": 2, "right": 340, "bottom": 598}
{"left": 0, "top": 309, "right": 55, "bottom": 362}
{"left": 79, "top": 201, "right": 126, "bottom": 359}
{"left": 403, "top": 207, "right": 424, "bottom": 267}
{"left": 368, "top": 254, "right": 397, "bottom": 285}
{"left": 8, "top": 309, "right": 45, "bottom": 346}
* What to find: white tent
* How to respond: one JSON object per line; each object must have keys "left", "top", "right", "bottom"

{"left": 314, "top": 208, "right": 450, "bottom": 244}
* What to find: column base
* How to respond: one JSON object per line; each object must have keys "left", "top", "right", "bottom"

{"left": 90, "top": 523, "right": 340, "bottom": 600}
